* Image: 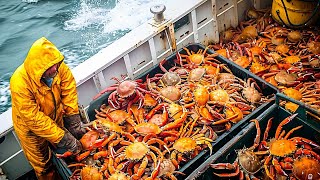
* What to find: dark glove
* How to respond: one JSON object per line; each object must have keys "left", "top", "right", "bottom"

{"left": 63, "top": 114, "right": 86, "bottom": 139}
{"left": 56, "top": 129, "right": 82, "bottom": 154}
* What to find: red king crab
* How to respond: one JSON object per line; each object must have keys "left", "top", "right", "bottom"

{"left": 93, "top": 75, "right": 155, "bottom": 112}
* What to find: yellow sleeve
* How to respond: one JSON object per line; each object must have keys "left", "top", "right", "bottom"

{"left": 11, "top": 90, "right": 65, "bottom": 144}
{"left": 59, "top": 62, "right": 79, "bottom": 116}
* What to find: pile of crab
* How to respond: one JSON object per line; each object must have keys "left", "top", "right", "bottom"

{"left": 208, "top": 8, "right": 320, "bottom": 113}
{"left": 210, "top": 113, "right": 320, "bottom": 180}
{"left": 56, "top": 46, "right": 274, "bottom": 180}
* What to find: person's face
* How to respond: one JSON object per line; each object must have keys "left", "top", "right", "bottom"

{"left": 42, "top": 62, "right": 61, "bottom": 78}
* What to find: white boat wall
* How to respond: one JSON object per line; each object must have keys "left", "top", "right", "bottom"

{"left": 0, "top": 0, "right": 272, "bottom": 179}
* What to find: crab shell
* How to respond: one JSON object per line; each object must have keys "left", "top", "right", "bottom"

{"left": 105, "top": 110, "right": 132, "bottom": 125}
{"left": 173, "top": 137, "right": 197, "bottom": 153}
{"left": 216, "top": 49, "right": 227, "bottom": 58}
{"left": 97, "top": 119, "right": 123, "bottom": 133}
{"left": 217, "top": 73, "right": 235, "bottom": 82}
{"left": 283, "top": 88, "right": 302, "bottom": 101}
{"left": 269, "top": 139, "right": 296, "bottom": 157}
{"left": 285, "top": 102, "right": 299, "bottom": 113}
{"left": 242, "top": 87, "right": 261, "bottom": 103}
{"left": 203, "top": 65, "right": 218, "bottom": 76}
{"left": 125, "top": 142, "right": 149, "bottom": 161}
{"left": 160, "top": 86, "right": 181, "bottom": 102}
{"left": 275, "top": 44, "right": 289, "bottom": 54}
{"left": 161, "top": 72, "right": 181, "bottom": 86}
{"left": 238, "top": 149, "right": 261, "bottom": 174}
{"left": 187, "top": 54, "right": 204, "bottom": 65}
{"left": 293, "top": 156, "right": 320, "bottom": 180}
{"left": 193, "top": 85, "right": 209, "bottom": 106}
{"left": 188, "top": 68, "right": 206, "bottom": 82}
{"left": 209, "top": 89, "right": 229, "bottom": 103}
{"left": 158, "top": 159, "right": 176, "bottom": 177}
{"left": 134, "top": 122, "right": 162, "bottom": 135}
{"left": 117, "top": 80, "right": 137, "bottom": 98}
{"left": 250, "top": 61, "right": 269, "bottom": 74}
{"left": 284, "top": 56, "right": 300, "bottom": 64}
{"left": 234, "top": 56, "right": 250, "bottom": 68}
{"left": 307, "top": 41, "right": 320, "bottom": 54}
{"left": 80, "top": 166, "right": 103, "bottom": 180}
{"left": 274, "top": 71, "right": 296, "bottom": 86}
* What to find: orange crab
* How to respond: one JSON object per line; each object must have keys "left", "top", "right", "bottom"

{"left": 69, "top": 165, "right": 104, "bottom": 180}
{"left": 180, "top": 47, "right": 218, "bottom": 65}
{"left": 94, "top": 108, "right": 136, "bottom": 126}
{"left": 168, "top": 117, "right": 214, "bottom": 169}
{"left": 281, "top": 83, "right": 320, "bottom": 112}
{"left": 255, "top": 114, "right": 320, "bottom": 180}
{"left": 111, "top": 133, "right": 165, "bottom": 180}
{"left": 290, "top": 156, "right": 320, "bottom": 180}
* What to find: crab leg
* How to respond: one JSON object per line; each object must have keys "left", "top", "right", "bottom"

{"left": 275, "top": 113, "right": 298, "bottom": 139}
{"left": 162, "top": 107, "right": 188, "bottom": 131}
{"left": 211, "top": 162, "right": 240, "bottom": 177}
{"left": 272, "top": 158, "right": 288, "bottom": 176}
{"left": 210, "top": 162, "right": 237, "bottom": 170}
{"left": 284, "top": 125, "right": 303, "bottom": 139}
{"left": 249, "top": 119, "right": 261, "bottom": 151}
{"left": 93, "top": 150, "right": 108, "bottom": 160}
{"left": 295, "top": 148, "right": 320, "bottom": 161}
{"left": 76, "top": 150, "right": 91, "bottom": 162}
{"left": 170, "top": 150, "right": 180, "bottom": 169}
{"left": 264, "top": 155, "right": 275, "bottom": 180}
{"left": 290, "top": 137, "right": 320, "bottom": 149}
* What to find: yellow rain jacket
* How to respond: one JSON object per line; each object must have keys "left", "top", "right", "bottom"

{"left": 10, "top": 37, "right": 79, "bottom": 176}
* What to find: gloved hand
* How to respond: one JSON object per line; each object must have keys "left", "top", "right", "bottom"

{"left": 63, "top": 114, "right": 86, "bottom": 139}
{"left": 56, "top": 129, "right": 82, "bottom": 154}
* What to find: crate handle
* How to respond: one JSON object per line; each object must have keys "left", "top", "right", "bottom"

{"left": 276, "top": 93, "right": 320, "bottom": 118}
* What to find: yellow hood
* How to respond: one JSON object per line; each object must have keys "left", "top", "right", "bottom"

{"left": 24, "top": 37, "right": 64, "bottom": 86}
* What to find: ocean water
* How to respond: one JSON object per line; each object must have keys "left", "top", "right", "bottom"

{"left": 0, "top": 0, "right": 169, "bottom": 114}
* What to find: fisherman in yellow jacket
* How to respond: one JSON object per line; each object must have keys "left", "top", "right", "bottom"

{"left": 10, "top": 37, "right": 86, "bottom": 179}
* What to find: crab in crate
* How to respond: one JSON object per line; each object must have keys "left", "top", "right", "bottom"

{"left": 93, "top": 75, "right": 155, "bottom": 112}
{"left": 234, "top": 77, "right": 264, "bottom": 105}
{"left": 56, "top": 130, "right": 102, "bottom": 162}
{"left": 279, "top": 82, "right": 320, "bottom": 113}
{"left": 149, "top": 57, "right": 184, "bottom": 87}
{"left": 166, "top": 116, "right": 214, "bottom": 169}
{"left": 147, "top": 75, "right": 183, "bottom": 103}
{"left": 179, "top": 46, "right": 218, "bottom": 66}
{"left": 262, "top": 70, "right": 299, "bottom": 87}
{"left": 110, "top": 133, "right": 167, "bottom": 180}
{"left": 94, "top": 106, "right": 136, "bottom": 127}
{"left": 69, "top": 165, "right": 103, "bottom": 180}
{"left": 255, "top": 114, "right": 320, "bottom": 180}
{"left": 210, "top": 120, "right": 263, "bottom": 179}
